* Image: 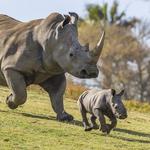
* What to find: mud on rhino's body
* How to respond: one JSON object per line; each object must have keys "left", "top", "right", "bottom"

{"left": 0, "top": 12, "right": 105, "bottom": 121}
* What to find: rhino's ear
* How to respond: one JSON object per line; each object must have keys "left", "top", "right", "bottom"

{"left": 111, "top": 89, "right": 116, "bottom": 96}
{"left": 118, "top": 90, "right": 125, "bottom": 96}
{"left": 69, "top": 12, "right": 79, "bottom": 25}
{"left": 62, "top": 15, "right": 71, "bottom": 27}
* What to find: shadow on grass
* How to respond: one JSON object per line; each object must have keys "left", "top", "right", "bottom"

{"left": 114, "top": 128, "right": 150, "bottom": 138}
{"left": 109, "top": 134, "right": 150, "bottom": 144}
{"left": 0, "top": 109, "right": 82, "bottom": 126}
{"left": 19, "top": 111, "right": 150, "bottom": 139}
{"left": 91, "top": 132, "right": 150, "bottom": 144}
{"left": 0, "top": 109, "right": 8, "bottom": 113}
{"left": 21, "top": 112, "right": 56, "bottom": 121}
{"left": 91, "top": 128, "right": 150, "bottom": 144}
{"left": 21, "top": 112, "right": 83, "bottom": 126}
{"left": 1, "top": 108, "right": 150, "bottom": 144}
{"left": 0, "top": 109, "right": 55, "bottom": 121}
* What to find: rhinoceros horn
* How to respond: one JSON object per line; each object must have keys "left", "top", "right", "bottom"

{"left": 69, "top": 12, "right": 79, "bottom": 25}
{"left": 90, "top": 31, "right": 105, "bottom": 58}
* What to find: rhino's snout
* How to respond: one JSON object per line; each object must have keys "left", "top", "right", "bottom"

{"left": 80, "top": 69, "right": 88, "bottom": 76}
{"left": 117, "top": 110, "right": 127, "bottom": 119}
{"left": 80, "top": 68, "right": 98, "bottom": 78}
{"left": 118, "top": 113, "right": 127, "bottom": 119}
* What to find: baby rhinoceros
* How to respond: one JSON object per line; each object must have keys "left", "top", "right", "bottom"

{"left": 77, "top": 89, "right": 127, "bottom": 134}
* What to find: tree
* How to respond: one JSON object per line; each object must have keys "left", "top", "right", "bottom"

{"left": 78, "top": 19, "right": 150, "bottom": 101}
{"left": 67, "top": 1, "right": 150, "bottom": 101}
{"left": 130, "top": 21, "right": 150, "bottom": 101}
{"left": 85, "top": 1, "right": 139, "bottom": 28}
{"left": 100, "top": 23, "right": 150, "bottom": 101}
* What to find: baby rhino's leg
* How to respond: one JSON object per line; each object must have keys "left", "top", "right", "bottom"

{"left": 81, "top": 111, "right": 92, "bottom": 131}
{"left": 105, "top": 113, "right": 117, "bottom": 134}
{"left": 93, "top": 109, "right": 110, "bottom": 134}
{"left": 108, "top": 117, "right": 117, "bottom": 132}
{"left": 90, "top": 115, "right": 98, "bottom": 129}
{"left": 78, "top": 101, "right": 92, "bottom": 131}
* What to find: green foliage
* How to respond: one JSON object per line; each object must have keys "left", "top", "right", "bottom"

{"left": 78, "top": 19, "right": 150, "bottom": 101}
{"left": 86, "top": 1, "right": 125, "bottom": 23}
{"left": 65, "top": 81, "right": 87, "bottom": 100}
{"left": 85, "top": 1, "right": 138, "bottom": 28}
{"left": 110, "top": 1, "right": 118, "bottom": 23}
{"left": 101, "top": 3, "right": 108, "bottom": 21}
{"left": 125, "top": 100, "right": 150, "bottom": 113}
{"left": 110, "top": 1, "right": 125, "bottom": 24}
{"left": 86, "top": 4, "right": 102, "bottom": 21}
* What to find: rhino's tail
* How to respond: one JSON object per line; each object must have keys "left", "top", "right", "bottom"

{"left": 77, "top": 90, "right": 89, "bottom": 108}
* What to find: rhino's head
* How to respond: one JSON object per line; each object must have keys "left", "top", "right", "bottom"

{"left": 53, "top": 12, "right": 105, "bottom": 78}
{"left": 110, "top": 89, "right": 127, "bottom": 119}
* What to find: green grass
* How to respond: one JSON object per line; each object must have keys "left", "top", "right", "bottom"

{"left": 0, "top": 86, "right": 150, "bottom": 150}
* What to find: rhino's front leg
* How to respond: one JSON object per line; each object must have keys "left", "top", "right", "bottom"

{"left": 3, "top": 69, "right": 27, "bottom": 109}
{"left": 93, "top": 109, "right": 109, "bottom": 133}
{"left": 109, "top": 117, "right": 117, "bottom": 130}
{"left": 39, "top": 74, "right": 73, "bottom": 122}
{"left": 105, "top": 113, "right": 117, "bottom": 134}
{"left": 90, "top": 115, "right": 98, "bottom": 129}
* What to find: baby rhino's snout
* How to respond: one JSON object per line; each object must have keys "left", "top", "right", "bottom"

{"left": 118, "top": 109, "right": 127, "bottom": 119}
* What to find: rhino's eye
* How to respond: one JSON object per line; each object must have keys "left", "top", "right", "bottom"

{"left": 69, "top": 53, "right": 74, "bottom": 57}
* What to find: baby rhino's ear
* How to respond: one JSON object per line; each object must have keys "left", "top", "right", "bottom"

{"left": 111, "top": 89, "right": 116, "bottom": 96}
{"left": 62, "top": 15, "right": 71, "bottom": 27}
{"left": 118, "top": 89, "right": 125, "bottom": 96}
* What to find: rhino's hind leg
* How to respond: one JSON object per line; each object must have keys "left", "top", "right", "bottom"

{"left": 81, "top": 111, "right": 92, "bottom": 131}
{"left": 3, "top": 69, "right": 27, "bottom": 109}
{"left": 78, "top": 100, "right": 92, "bottom": 131}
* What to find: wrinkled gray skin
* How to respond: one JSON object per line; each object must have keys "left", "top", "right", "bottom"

{"left": 77, "top": 89, "right": 127, "bottom": 133}
{"left": 0, "top": 12, "right": 105, "bottom": 121}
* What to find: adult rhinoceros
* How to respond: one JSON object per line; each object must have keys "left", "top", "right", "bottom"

{"left": 0, "top": 12, "right": 105, "bottom": 121}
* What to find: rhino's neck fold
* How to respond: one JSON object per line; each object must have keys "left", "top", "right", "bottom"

{"left": 33, "top": 17, "right": 64, "bottom": 75}
{"left": 41, "top": 50, "right": 65, "bottom": 75}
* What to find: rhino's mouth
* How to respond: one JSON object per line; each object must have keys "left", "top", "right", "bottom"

{"left": 118, "top": 114, "right": 127, "bottom": 119}
{"left": 116, "top": 113, "right": 127, "bottom": 119}
{"left": 79, "top": 69, "right": 98, "bottom": 78}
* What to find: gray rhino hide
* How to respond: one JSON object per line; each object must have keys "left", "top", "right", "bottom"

{"left": 0, "top": 12, "right": 104, "bottom": 121}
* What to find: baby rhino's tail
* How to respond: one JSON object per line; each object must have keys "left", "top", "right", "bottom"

{"left": 77, "top": 90, "right": 89, "bottom": 109}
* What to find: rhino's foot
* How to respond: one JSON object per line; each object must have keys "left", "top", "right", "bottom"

{"left": 57, "top": 112, "right": 74, "bottom": 122}
{"left": 84, "top": 126, "right": 93, "bottom": 131}
{"left": 100, "top": 124, "right": 112, "bottom": 134}
{"left": 7, "top": 101, "right": 18, "bottom": 109}
{"left": 106, "top": 124, "right": 113, "bottom": 134}
{"left": 6, "top": 94, "right": 18, "bottom": 109}
{"left": 91, "top": 124, "right": 99, "bottom": 130}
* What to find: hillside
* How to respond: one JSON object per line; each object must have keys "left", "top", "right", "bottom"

{"left": 0, "top": 86, "right": 150, "bottom": 150}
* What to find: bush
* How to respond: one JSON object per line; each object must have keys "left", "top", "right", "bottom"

{"left": 65, "top": 81, "right": 87, "bottom": 100}
{"left": 125, "top": 100, "right": 150, "bottom": 113}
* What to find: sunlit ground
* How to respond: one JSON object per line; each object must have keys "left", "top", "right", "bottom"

{"left": 0, "top": 86, "right": 150, "bottom": 150}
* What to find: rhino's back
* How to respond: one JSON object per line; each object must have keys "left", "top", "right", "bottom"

{"left": 0, "top": 14, "right": 22, "bottom": 31}
{"left": 0, "top": 13, "right": 65, "bottom": 86}
{"left": 81, "top": 89, "right": 110, "bottom": 113}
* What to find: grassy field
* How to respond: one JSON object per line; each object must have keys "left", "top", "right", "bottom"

{"left": 0, "top": 86, "right": 150, "bottom": 150}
